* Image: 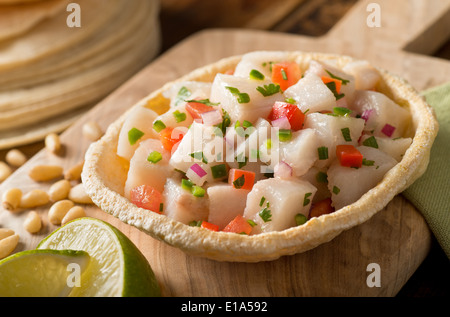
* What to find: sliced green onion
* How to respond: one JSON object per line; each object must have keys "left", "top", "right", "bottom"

{"left": 303, "top": 192, "right": 312, "bottom": 206}
{"left": 318, "top": 146, "right": 329, "bottom": 160}
{"left": 341, "top": 127, "right": 352, "bottom": 142}
{"left": 249, "top": 69, "right": 265, "bottom": 80}
{"left": 281, "top": 68, "right": 288, "bottom": 80}
{"left": 333, "top": 107, "right": 352, "bottom": 116}
{"left": 192, "top": 186, "right": 205, "bottom": 197}
{"left": 316, "top": 171, "right": 328, "bottom": 184}
{"left": 173, "top": 110, "right": 187, "bottom": 123}
{"left": 128, "top": 127, "right": 144, "bottom": 146}
{"left": 175, "top": 86, "right": 191, "bottom": 106}
{"left": 295, "top": 213, "right": 308, "bottom": 226}
{"left": 278, "top": 129, "right": 292, "bottom": 142}
{"left": 362, "top": 136, "right": 379, "bottom": 149}
{"left": 152, "top": 120, "right": 166, "bottom": 133}
{"left": 211, "top": 164, "right": 227, "bottom": 179}
{"left": 147, "top": 151, "right": 162, "bottom": 164}
{"left": 247, "top": 219, "right": 257, "bottom": 227}
{"left": 226, "top": 86, "right": 250, "bottom": 104}
{"left": 159, "top": 203, "right": 164, "bottom": 213}
{"left": 362, "top": 158, "right": 375, "bottom": 166}
{"left": 285, "top": 97, "right": 296, "bottom": 104}
{"left": 181, "top": 179, "right": 194, "bottom": 191}
{"left": 259, "top": 196, "right": 266, "bottom": 207}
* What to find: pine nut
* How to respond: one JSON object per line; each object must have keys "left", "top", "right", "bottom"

{"left": 5, "top": 149, "right": 27, "bottom": 167}
{"left": 45, "top": 133, "right": 61, "bottom": 154}
{"left": 61, "top": 206, "right": 86, "bottom": 226}
{"left": 0, "top": 228, "right": 14, "bottom": 240}
{"left": 64, "top": 161, "right": 84, "bottom": 181}
{"left": 23, "top": 211, "right": 42, "bottom": 234}
{"left": 28, "top": 165, "right": 63, "bottom": 182}
{"left": 48, "top": 200, "right": 74, "bottom": 225}
{"left": 0, "top": 162, "right": 12, "bottom": 182}
{"left": 2, "top": 188, "right": 23, "bottom": 212}
{"left": 48, "top": 179, "right": 71, "bottom": 202}
{"left": 82, "top": 121, "right": 103, "bottom": 141}
{"left": 20, "top": 189, "right": 50, "bottom": 209}
{"left": 68, "top": 183, "right": 93, "bottom": 204}
{"left": 0, "top": 234, "right": 19, "bottom": 260}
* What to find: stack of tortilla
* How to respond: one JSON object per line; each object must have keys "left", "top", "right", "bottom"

{"left": 0, "top": 0, "right": 161, "bottom": 149}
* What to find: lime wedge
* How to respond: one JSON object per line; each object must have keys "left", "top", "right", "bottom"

{"left": 0, "top": 249, "right": 90, "bottom": 297}
{"left": 37, "top": 217, "right": 161, "bottom": 297}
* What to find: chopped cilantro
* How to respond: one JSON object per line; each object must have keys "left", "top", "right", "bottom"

{"left": 256, "top": 83, "right": 281, "bottom": 97}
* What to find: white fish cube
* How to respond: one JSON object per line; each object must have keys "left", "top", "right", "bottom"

{"left": 210, "top": 74, "right": 284, "bottom": 124}
{"left": 343, "top": 60, "right": 381, "bottom": 91}
{"left": 207, "top": 185, "right": 250, "bottom": 230}
{"left": 243, "top": 178, "right": 317, "bottom": 233}
{"left": 327, "top": 146, "right": 397, "bottom": 210}
{"left": 304, "top": 113, "right": 365, "bottom": 168}
{"left": 163, "top": 177, "right": 209, "bottom": 225}
{"left": 284, "top": 73, "right": 337, "bottom": 113}
{"left": 360, "top": 135, "right": 412, "bottom": 162}
{"left": 233, "top": 51, "right": 291, "bottom": 79}
{"left": 351, "top": 90, "right": 411, "bottom": 139}
{"left": 117, "top": 106, "right": 159, "bottom": 161}
{"left": 124, "top": 139, "right": 172, "bottom": 199}
{"left": 163, "top": 81, "right": 212, "bottom": 108}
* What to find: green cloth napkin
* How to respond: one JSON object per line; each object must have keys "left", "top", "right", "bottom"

{"left": 402, "top": 82, "right": 450, "bottom": 259}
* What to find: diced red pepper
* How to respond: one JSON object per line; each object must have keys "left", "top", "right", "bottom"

{"left": 201, "top": 221, "right": 219, "bottom": 232}
{"left": 309, "top": 198, "right": 335, "bottom": 219}
{"left": 271, "top": 62, "right": 302, "bottom": 91}
{"left": 268, "top": 101, "right": 305, "bottom": 131}
{"left": 336, "top": 144, "right": 363, "bottom": 168}
{"left": 222, "top": 215, "right": 253, "bottom": 235}
{"left": 159, "top": 127, "right": 185, "bottom": 152}
{"left": 321, "top": 76, "right": 342, "bottom": 93}
{"left": 228, "top": 169, "right": 255, "bottom": 191}
{"left": 130, "top": 185, "right": 163, "bottom": 214}
{"left": 185, "top": 101, "right": 214, "bottom": 120}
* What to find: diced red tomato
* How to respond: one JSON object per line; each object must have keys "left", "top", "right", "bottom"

{"left": 159, "top": 127, "right": 185, "bottom": 152}
{"left": 309, "top": 198, "right": 334, "bottom": 219}
{"left": 201, "top": 221, "right": 219, "bottom": 232}
{"left": 321, "top": 76, "right": 342, "bottom": 93}
{"left": 268, "top": 101, "right": 306, "bottom": 131}
{"left": 228, "top": 169, "right": 255, "bottom": 191}
{"left": 271, "top": 62, "right": 302, "bottom": 91}
{"left": 336, "top": 144, "right": 363, "bottom": 168}
{"left": 185, "top": 101, "right": 214, "bottom": 120}
{"left": 222, "top": 215, "right": 252, "bottom": 235}
{"left": 130, "top": 185, "right": 163, "bottom": 214}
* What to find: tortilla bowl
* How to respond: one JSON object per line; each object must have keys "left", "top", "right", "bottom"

{"left": 82, "top": 52, "right": 438, "bottom": 262}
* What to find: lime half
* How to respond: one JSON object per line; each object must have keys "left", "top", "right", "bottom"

{"left": 0, "top": 249, "right": 90, "bottom": 297}
{"left": 37, "top": 217, "right": 161, "bottom": 297}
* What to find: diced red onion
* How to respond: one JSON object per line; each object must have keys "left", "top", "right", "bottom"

{"left": 274, "top": 161, "right": 293, "bottom": 179}
{"left": 361, "top": 109, "right": 373, "bottom": 122}
{"left": 201, "top": 110, "right": 223, "bottom": 126}
{"left": 271, "top": 116, "right": 291, "bottom": 130}
{"left": 381, "top": 124, "right": 396, "bottom": 137}
{"left": 186, "top": 163, "right": 208, "bottom": 186}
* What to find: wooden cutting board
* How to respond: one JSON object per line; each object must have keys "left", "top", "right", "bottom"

{"left": 1, "top": 0, "right": 450, "bottom": 296}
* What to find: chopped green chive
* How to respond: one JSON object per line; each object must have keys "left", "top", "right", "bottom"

{"left": 226, "top": 86, "right": 250, "bottom": 104}
{"left": 332, "top": 107, "right": 352, "bottom": 117}
{"left": 259, "top": 196, "right": 266, "bottom": 207}
{"left": 153, "top": 120, "right": 166, "bottom": 133}
{"left": 175, "top": 86, "right": 191, "bottom": 106}
{"left": 295, "top": 213, "right": 308, "bottom": 226}
{"left": 285, "top": 97, "right": 296, "bottom": 104}
{"left": 333, "top": 186, "right": 341, "bottom": 195}
{"left": 362, "top": 158, "right": 375, "bottom": 166}
{"left": 128, "top": 127, "right": 144, "bottom": 145}
{"left": 278, "top": 129, "right": 292, "bottom": 142}
{"left": 281, "top": 68, "right": 288, "bottom": 80}
{"left": 256, "top": 83, "right": 281, "bottom": 96}
{"left": 147, "top": 151, "right": 162, "bottom": 164}
{"left": 362, "top": 136, "right": 379, "bottom": 149}
{"left": 341, "top": 127, "right": 352, "bottom": 142}
{"left": 325, "top": 70, "right": 350, "bottom": 85}
{"left": 189, "top": 151, "right": 208, "bottom": 164}
{"left": 181, "top": 179, "right": 194, "bottom": 191}
{"left": 173, "top": 110, "right": 187, "bottom": 123}
{"left": 192, "top": 186, "right": 206, "bottom": 197}
{"left": 159, "top": 203, "right": 164, "bottom": 212}
{"left": 303, "top": 192, "right": 312, "bottom": 206}
{"left": 316, "top": 171, "right": 328, "bottom": 184}
{"left": 211, "top": 164, "right": 227, "bottom": 179}
{"left": 259, "top": 207, "right": 272, "bottom": 223}
{"left": 247, "top": 219, "right": 257, "bottom": 227}
{"left": 233, "top": 175, "right": 246, "bottom": 189}
{"left": 326, "top": 82, "right": 345, "bottom": 100}
{"left": 249, "top": 69, "right": 265, "bottom": 80}
{"left": 318, "top": 146, "right": 329, "bottom": 160}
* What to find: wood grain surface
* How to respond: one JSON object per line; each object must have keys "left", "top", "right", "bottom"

{"left": 1, "top": 0, "right": 449, "bottom": 297}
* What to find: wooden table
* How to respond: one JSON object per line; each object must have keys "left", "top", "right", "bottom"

{"left": 1, "top": 0, "right": 449, "bottom": 297}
